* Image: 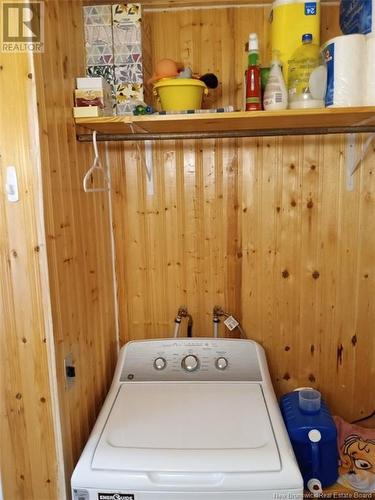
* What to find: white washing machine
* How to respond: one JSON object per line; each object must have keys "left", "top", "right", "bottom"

{"left": 71, "top": 338, "right": 303, "bottom": 500}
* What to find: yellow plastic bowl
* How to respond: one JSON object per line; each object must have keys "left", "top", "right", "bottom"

{"left": 153, "top": 78, "right": 208, "bottom": 111}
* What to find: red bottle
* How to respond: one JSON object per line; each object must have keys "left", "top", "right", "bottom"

{"left": 246, "top": 66, "right": 261, "bottom": 111}
{"left": 245, "top": 33, "right": 261, "bottom": 111}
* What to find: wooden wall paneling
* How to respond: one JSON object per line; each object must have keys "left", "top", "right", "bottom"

{"left": 54, "top": 0, "right": 88, "bottom": 458}
{"left": 110, "top": 142, "right": 149, "bottom": 340}
{"left": 35, "top": 32, "right": 76, "bottom": 482}
{"left": 352, "top": 141, "right": 375, "bottom": 420}
{"left": 321, "top": 4, "right": 342, "bottom": 44}
{"left": 152, "top": 139, "right": 184, "bottom": 337}
{"left": 141, "top": 9, "right": 153, "bottom": 105}
{"left": 315, "top": 134, "right": 375, "bottom": 421}
{"left": 316, "top": 135, "right": 344, "bottom": 413}
{"left": 66, "top": 0, "right": 117, "bottom": 407}
{"left": 296, "top": 136, "right": 321, "bottom": 390}
{"left": 159, "top": 142, "right": 178, "bottom": 333}
{"left": 130, "top": 139, "right": 151, "bottom": 337}
{"left": 199, "top": 139, "right": 214, "bottom": 330}
{"left": 144, "top": 3, "right": 339, "bottom": 111}
{"left": 108, "top": 143, "right": 129, "bottom": 341}
{"left": 202, "top": 139, "right": 224, "bottom": 326}
{"left": 111, "top": 137, "right": 244, "bottom": 342}
{"left": 33, "top": 0, "right": 118, "bottom": 492}
{"left": 109, "top": 2, "right": 375, "bottom": 421}
{"left": 153, "top": 139, "right": 194, "bottom": 336}
{"left": 199, "top": 138, "right": 225, "bottom": 332}
{"left": 0, "top": 52, "right": 60, "bottom": 499}
{"left": 181, "top": 140, "right": 199, "bottom": 330}
{"left": 292, "top": 137, "right": 320, "bottom": 388}
{"left": 239, "top": 138, "right": 258, "bottom": 343}
{"left": 189, "top": 139, "right": 207, "bottom": 333}
{"left": 175, "top": 140, "right": 194, "bottom": 336}
{"left": 273, "top": 137, "right": 303, "bottom": 394}
{"left": 141, "top": 140, "right": 162, "bottom": 335}
{"left": 136, "top": 141, "right": 155, "bottom": 337}
{"left": 174, "top": 141, "right": 189, "bottom": 324}
{"left": 211, "top": 139, "right": 226, "bottom": 318}
{"left": 162, "top": 141, "right": 186, "bottom": 330}
{"left": 67, "top": 2, "right": 103, "bottom": 410}
{"left": 111, "top": 142, "right": 375, "bottom": 417}
{"left": 244, "top": 137, "right": 279, "bottom": 359}
{"left": 334, "top": 135, "right": 361, "bottom": 418}
{"left": 221, "top": 139, "right": 241, "bottom": 325}
{"left": 310, "top": 134, "right": 375, "bottom": 422}
{"left": 181, "top": 138, "right": 226, "bottom": 335}
{"left": 37, "top": 0, "right": 89, "bottom": 472}
{"left": 144, "top": 5, "right": 271, "bottom": 110}
{"left": 259, "top": 137, "right": 281, "bottom": 354}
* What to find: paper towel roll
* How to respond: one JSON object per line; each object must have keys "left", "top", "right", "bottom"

{"left": 323, "top": 34, "right": 367, "bottom": 107}
{"left": 366, "top": 35, "right": 375, "bottom": 104}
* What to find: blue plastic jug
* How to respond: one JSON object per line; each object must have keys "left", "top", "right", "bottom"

{"left": 280, "top": 390, "right": 339, "bottom": 490}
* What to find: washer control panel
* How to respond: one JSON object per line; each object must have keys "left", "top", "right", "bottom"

{"left": 120, "top": 338, "right": 262, "bottom": 382}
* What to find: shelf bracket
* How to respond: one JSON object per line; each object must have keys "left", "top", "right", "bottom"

{"left": 346, "top": 133, "right": 375, "bottom": 191}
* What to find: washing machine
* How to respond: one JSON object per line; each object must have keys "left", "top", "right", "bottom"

{"left": 71, "top": 338, "right": 303, "bottom": 500}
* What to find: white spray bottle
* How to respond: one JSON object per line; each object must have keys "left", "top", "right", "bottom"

{"left": 263, "top": 51, "right": 288, "bottom": 111}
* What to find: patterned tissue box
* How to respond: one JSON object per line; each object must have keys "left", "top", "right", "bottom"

{"left": 83, "top": 3, "right": 144, "bottom": 115}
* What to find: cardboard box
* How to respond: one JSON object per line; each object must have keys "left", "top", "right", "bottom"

{"left": 74, "top": 89, "right": 108, "bottom": 109}
{"left": 76, "top": 76, "right": 109, "bottom": 90}
{"left": 73, "top": 106, "right": 103, "bottom": 118}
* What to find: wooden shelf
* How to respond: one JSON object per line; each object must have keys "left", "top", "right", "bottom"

{"left": 75, "top": 107, "right": 375, "bottom": 140}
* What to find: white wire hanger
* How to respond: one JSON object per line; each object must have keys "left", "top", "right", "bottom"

{"left": 83, "top": 130, "right": 110, "bottom": 193}
{"left": 129, "top": 123, "right": 154, "bottom": 196}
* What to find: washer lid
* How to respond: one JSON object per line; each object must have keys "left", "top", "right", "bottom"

{"left": 92, "top": 382, "right": 280, "bottom": 473}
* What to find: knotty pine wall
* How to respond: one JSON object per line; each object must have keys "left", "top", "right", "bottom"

{"left": 0, "top": 51, "right": 60, "bottom": 500}
{"left": 33, "top": 0, "right": 118, "bottom": 493}
{"left": 2, "top": 1, "right": 118, "bottom": 499}
{"left": 109, "top": 2, "right": 375, "bottom": 422}
{"left": 1, "top": 3, "right": 373, "bottom": 499}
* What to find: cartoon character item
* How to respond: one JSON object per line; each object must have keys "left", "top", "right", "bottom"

{"left": 148, "top": 59, "right": 184, "bottom": 84}
{"left": 334, "top": 416, "right": 375, "bottom": 492}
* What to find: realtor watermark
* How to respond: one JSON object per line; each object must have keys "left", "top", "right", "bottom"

{"left": 1, "top": 1, "right": 44, "bottom": 52}
{"left": 273, "top": 493, "right": 373, "bottom": 499}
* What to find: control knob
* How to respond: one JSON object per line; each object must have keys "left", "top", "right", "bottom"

{"left": 215, "top": 357, "right": 228, "bottom": 370}
{"left": 181, "top": 355, "right": 199, "bottom": 372}
{"left": 153, "top": 357, "right": 167, "bottom": 370}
